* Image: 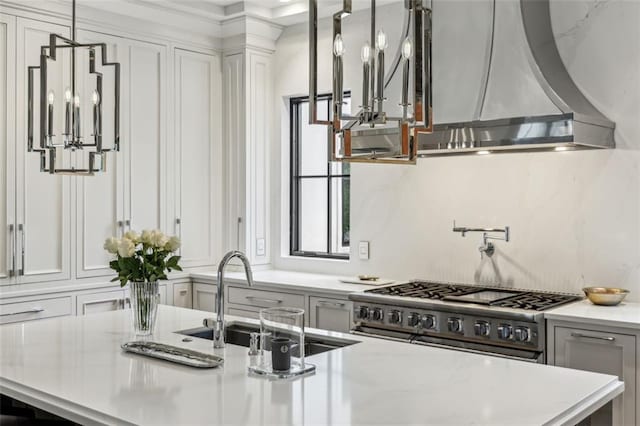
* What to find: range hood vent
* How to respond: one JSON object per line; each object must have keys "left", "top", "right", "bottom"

{"left": 350, "top": 0, "right": 615, "bottom": 158}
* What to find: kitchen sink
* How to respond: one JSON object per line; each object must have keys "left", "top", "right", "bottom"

{"left": 177, "top": 322, "right": 359, "bottom": 356}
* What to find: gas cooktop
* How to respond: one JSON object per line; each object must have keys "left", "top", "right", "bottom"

{"left": 365, "top": 281, "right": 580, "bottom": 311}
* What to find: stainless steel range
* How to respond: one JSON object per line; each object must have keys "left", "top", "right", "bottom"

{"left": 349, "top": 281, "right": 581, "bottom": 363}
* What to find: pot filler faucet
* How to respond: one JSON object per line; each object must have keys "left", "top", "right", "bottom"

{"left": 452, "top": 221, "right": 510, "bottom": 258}
{"left": 203, "top": 250, "right": 254, "bottom": 348}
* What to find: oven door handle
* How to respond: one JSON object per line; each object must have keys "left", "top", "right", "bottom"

{"left": 411, "top": 339, "right": 541, "bottom": 363}
{"left": 349, "top": 329, "right": 412, "bottom": 344}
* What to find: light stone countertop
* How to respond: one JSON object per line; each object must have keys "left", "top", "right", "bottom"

{"left": 190, "top": 269, "right": 387, "bottom": 296}
{"left": 545, "top": 299, "right": 640, "bottom": 330}
{"left": 0, "top": 305, "right": 623, "bottom": 425}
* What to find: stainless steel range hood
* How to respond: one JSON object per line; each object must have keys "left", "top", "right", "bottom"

{"left": 350, "top": 0, "right": 615, "bottom": 157}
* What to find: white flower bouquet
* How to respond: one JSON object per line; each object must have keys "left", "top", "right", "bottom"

{"left": 104, "top": 229, "right": 182, "bottom": 287}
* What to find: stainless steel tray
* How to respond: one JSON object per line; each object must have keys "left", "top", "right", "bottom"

{"left": 121, "top": 341, "right": 224, "bottom": 368}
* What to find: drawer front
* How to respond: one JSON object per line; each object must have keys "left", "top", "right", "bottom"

{"left": 228, "top": 286, "right": 305, "bottom": 310}
{"left": 227, "top": 306, "right": 261, "bottom": 320}
{"left": 77, "top": 290, "right": 125, "bottom": 316}
{"left": 0, "top": 296, "right": 73, "bottom": 324}
{"left": 173, "top": 283, "right": 192, "bottom": 309}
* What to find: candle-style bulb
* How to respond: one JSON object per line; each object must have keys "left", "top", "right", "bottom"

{"left": 92, "top": 90, "right": 100, "bottom": 105}
{"left": 64, "top": 88, "right": 72, "bottom": 102}
{"left": 73, "top": 95, "right": 80, "bottom": 107}
{"left": 333, "top": 34, "right": 345, "bottom": 57}
{"left": 401, "top": 37, "right": 412, "bottom": 60}
{"left": 375, "top": 29, "right": 388, "bottom": 51}
{"left": 47, "top": 90, "right": 55, "bottom": 105}
{"left": 361, "top": 42, "right": 372, "bottom": 63}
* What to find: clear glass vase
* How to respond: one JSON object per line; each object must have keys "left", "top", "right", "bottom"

{"left": 129, "top": 281, "right": 159, "bottom": 336}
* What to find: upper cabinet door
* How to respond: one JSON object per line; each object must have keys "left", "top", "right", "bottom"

{"left": 75, "top": 30, "right": 125, "bottom": 278}
{"left": 174, "top": 49, "right": 221, "bottom": 268}
{"left": 0, "top": 14, "right": 16, "bottom": 284}
{"left": 125, "top": 40, "right": 166, "bottom": 234}
{"left": 15, "top": 18, "right": 71, "bottom": 284}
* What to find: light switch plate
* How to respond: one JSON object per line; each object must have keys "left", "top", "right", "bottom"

{"left": 358, "top": 241, "right": 369, "bottom": 260}
{"left": 256, "top": 238, "right": 265, "bottom": 256}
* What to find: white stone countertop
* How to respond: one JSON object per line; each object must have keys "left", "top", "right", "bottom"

{"left": 190, "top": 269, "right": 386, "bottom": 296}
{"left": 545, "top": 299, "right": 640, "bottom": 330}
{"left": 0, "top": 305, "right": 623, "bottom": 425}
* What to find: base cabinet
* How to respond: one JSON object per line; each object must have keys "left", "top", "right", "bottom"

{"left": 548, "top": 321, "right": 638, "bottom": 425}
{"left": 173, "top": 282, "right": 192, "bottom": 309}
{"left": 192, "top": 282, "right": 217, "bottom": 312}
{"left": 77, "top": 289, "right": 127, "bottom": 315}
{"left": 309, "top": 296, "right": 353, "bottom": 333}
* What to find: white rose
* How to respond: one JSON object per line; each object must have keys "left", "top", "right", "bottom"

{"left": 123, "top": 230, "right": 140, "bottom": 243}
{"left": 103, "top": 237, "right": 120, "bottom": 254}
{"left": 117, "top": 238, "right": 136, "bottom": 258}
{"left": 165, "top": 236, "right": 181, "bottom": 252}
{"left": 141, "top": 229, "right": 154, "bottom": 245}
{"left": 151, "top": 230, "right": 169, "bottom": 248}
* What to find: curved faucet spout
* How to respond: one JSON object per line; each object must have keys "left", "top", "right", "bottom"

{"left": 213, "top": 250, "right": 254, "bottom": 348}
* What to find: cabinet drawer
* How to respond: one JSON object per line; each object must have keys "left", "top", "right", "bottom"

{"left": 228, "top": 306, "right": 261, "bottom": 320}
{"left": 77, "top": 289, "right": 125, "bottom": 316}
{"left": 309, "top": 296, "right": 353, "bottom": 333}
{"left": 228, "top": 286, "right": 304, "bottom": 309}
{"left": 0, "top": 296, "right": 72, "bottom": 324}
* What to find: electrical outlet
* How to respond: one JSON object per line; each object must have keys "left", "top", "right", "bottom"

{"left": 256, "top": 238, "right": 266, "bottom": 256}
{"left": 358, "top": 241, "right": 369, "bottom": 260}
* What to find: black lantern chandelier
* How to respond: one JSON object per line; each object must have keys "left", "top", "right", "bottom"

{"left": 28, "top": 0, "right": 120, "bottom": 175}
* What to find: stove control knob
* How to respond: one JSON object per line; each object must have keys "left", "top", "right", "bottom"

{"left": 357, "top": 306, "right": 369, "bottom": 320}
{"left": 497, "top": 324, "right": 513, "bottom": 340}
{"left": 407, "top": 312, "right": 420, "bottom": 327}
{"left": 388, "top": 310, "right": 402, "bottom": 324}
{"left": 371, "top": 308, "right": 384, "bottom": 321}
{"left": 447, "top": 317, "right": 463, "bottom": 334}
{"left": 514, "top": 326, "right": 531, "bottom": 342}
{"left": 474, "top": 320, "right": 491, "bottom": 337}
{"left": 421, "top": 314, "right": 436, "bottom": 330}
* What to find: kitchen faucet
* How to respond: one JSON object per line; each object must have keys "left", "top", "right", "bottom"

{"left": 452, "top": 221, "right": 510, "bottom": 258}
{"left": 204, "top": 250, "right": 254, "bottom": 348}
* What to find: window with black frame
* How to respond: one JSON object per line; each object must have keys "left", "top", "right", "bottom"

{"left": 290, "top": 93, "right": 351, "bottom": 259}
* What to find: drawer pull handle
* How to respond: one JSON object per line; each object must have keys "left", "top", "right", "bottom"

{"left": 571, "top": 332, "right": 616, "bottom": 342}
{"left": 179, "top": 290, "right": 188, "bottom": 295}
{"left": 0, "top": 307, "right": 44, "bottom": 317}
{"left": 245, "top": 296, "right": 282, "bottom": 304}
{"left": 317, "top": 300, "right": 346, "bottom": 308}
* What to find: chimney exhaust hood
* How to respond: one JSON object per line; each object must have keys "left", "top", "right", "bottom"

{"left": 348, "top": 0, "right": 615, "bottom": 158}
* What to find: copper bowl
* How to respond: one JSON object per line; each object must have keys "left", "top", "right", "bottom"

{"left": 582, "top": 287, "right": 630, "bottom": 306}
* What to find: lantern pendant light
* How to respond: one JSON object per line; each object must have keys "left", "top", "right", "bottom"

{"left": 28, "top": 0, "right": 120, "bottom": 175}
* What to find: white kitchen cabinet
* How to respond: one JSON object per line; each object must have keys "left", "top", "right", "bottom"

{"left": 309, "top": 296, "right": 353, "bottom": 333}
{"left": 77, "top": 289, "right": 126, "bottom": 315}
{"left": 14, "top": 18, "right": 72, "bottom": 284}
{"left": 173, "top": 48, "right": 222, "bottom": 268}
{"left": 75, "top": 30, "right": 124, "bottom": 279}
{"left": 0, "top": 295, "right": 72, "bottom": 324}
{"left": 173, "top": 282, "right": 192, "bottom": 309}
{"left": 0, "top": 13, "right": 16, "bottom": 284}
{"left": 126, "top": 39, "right": 167, "bottom": 234}
{"left": 549, "top": 322, "right": 637, "bottom": 425}
{"left": 228, "top": 286, "right": 305, "bottom": 310}
{"left": 192, "top": 282, "right": 217, "bottom": 312}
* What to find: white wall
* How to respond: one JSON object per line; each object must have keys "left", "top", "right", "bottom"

{"left": 273, "top": 0, "right": 640, "bottom": 301}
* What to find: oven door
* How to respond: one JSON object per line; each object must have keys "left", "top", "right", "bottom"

{"left": 411, "top": 334, "right": 545, "bottom": 363}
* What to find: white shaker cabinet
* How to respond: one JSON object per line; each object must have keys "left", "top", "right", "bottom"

{"left": 173, "top": 281, "right": 192, "bottom": 309}
{"left": 0, "top": 14, "right": 16, "bottom": 284}
{"left": 77, "top": 289, "right": 126, "bottom": 315}
{"left": 173, "top": 48, "right": 221, "bottom": 268}
{"left": 14, "top": 18, "right": 72, "bottom": 284}
{"left": 192, "top": 282, "right": 217, "bottom": 312}
{"left": 309, "top": 296, "right": 353, "bottom": 333}
{"left": 549, "top": 321, "right": 637, "bottom": 425}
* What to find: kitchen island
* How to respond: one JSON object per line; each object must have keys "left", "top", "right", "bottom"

{"left": 0, "top": 306, "right": 623, "bottom": 425}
